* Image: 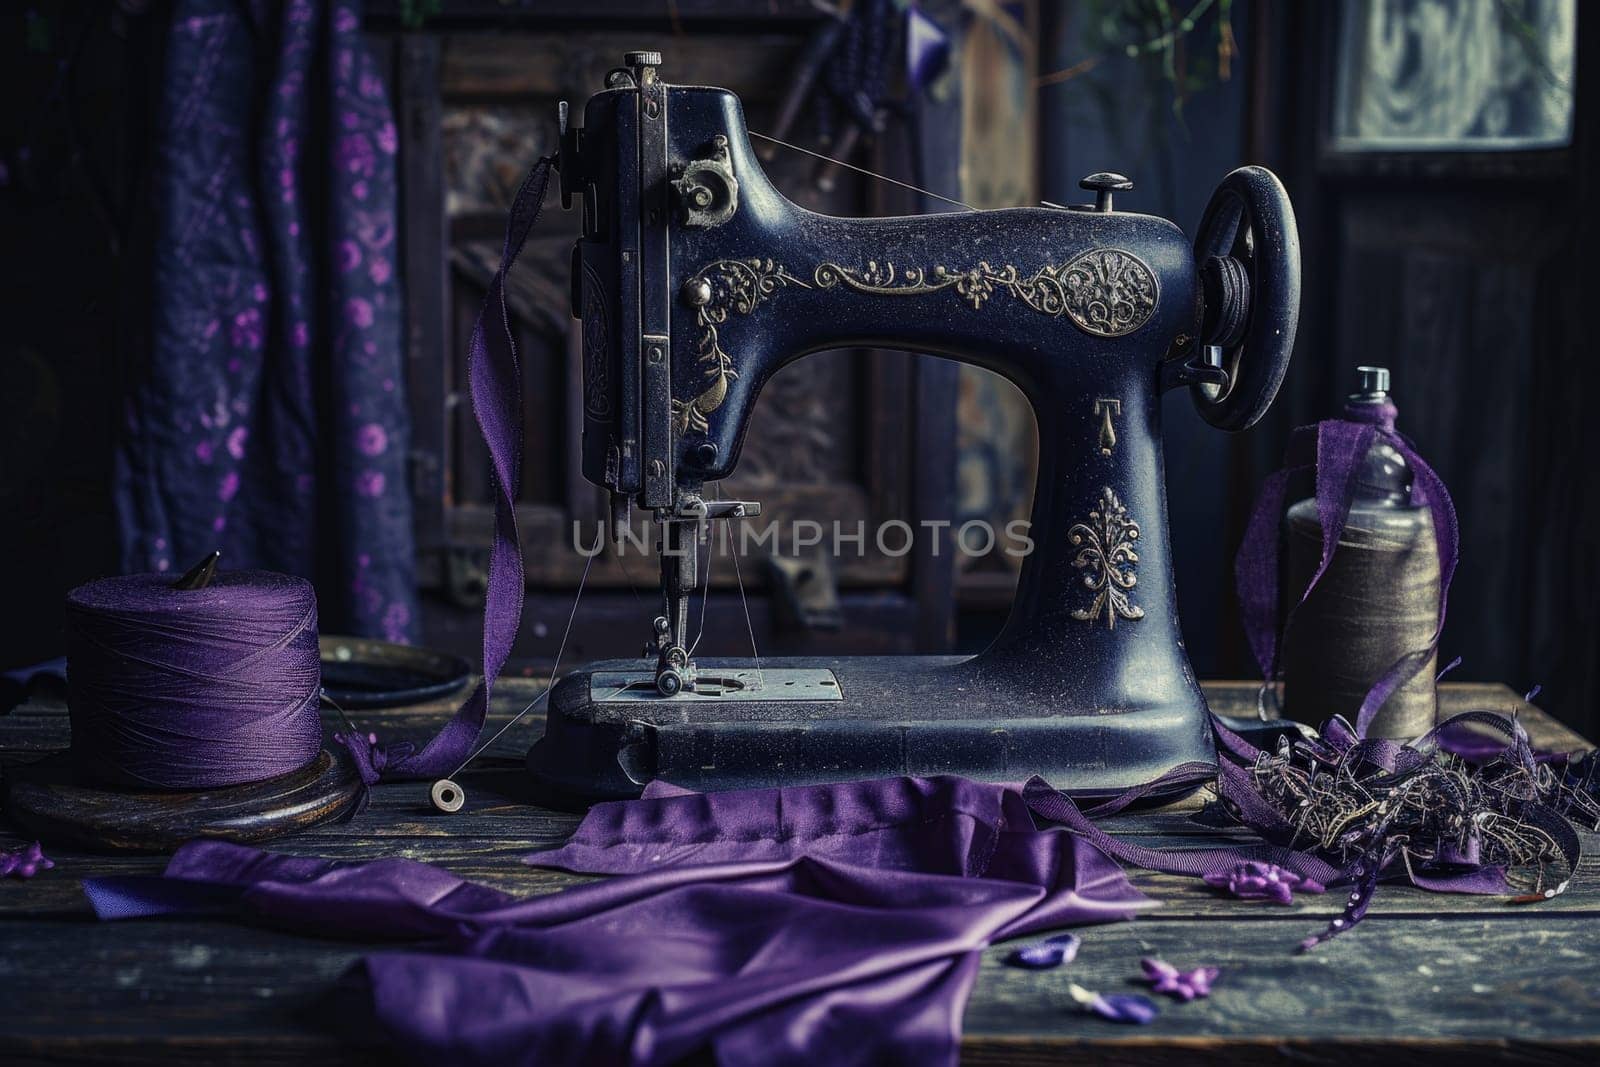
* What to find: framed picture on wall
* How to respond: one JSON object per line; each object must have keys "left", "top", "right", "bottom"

{"left": 1330, "top": 0, "right": 1574, "bottom": 152}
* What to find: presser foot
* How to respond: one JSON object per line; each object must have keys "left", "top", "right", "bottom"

{"left": 647, "top": 615, "right": 695, "bottom": 697}
{"left": 646, "top": 494, "right": 761, "bottom": 697}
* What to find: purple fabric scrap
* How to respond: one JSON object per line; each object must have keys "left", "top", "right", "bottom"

{"left": 905, "top": 6, "right": 951, "bottom": 89}
{"left": 84, "top": 775, "right": 1152, "bottom": 1066}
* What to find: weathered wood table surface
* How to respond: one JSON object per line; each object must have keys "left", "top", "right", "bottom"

{"left": 1, "top": 680, "right": 1594, "bottom": 1064}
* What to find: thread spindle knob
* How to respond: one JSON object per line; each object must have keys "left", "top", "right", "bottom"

{"left": 430, "top": 778, "right": 466, "bottom": 814}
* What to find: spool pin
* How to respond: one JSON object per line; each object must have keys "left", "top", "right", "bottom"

{"left": 172, "top": 550, "right": 221, "bottom": 590}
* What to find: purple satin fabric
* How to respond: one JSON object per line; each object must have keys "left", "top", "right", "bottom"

{"left": 1236, "top": 400, "right": 1460, "bottom": 737}
{"left": 85, "top": 775, "right": 1151, "bottom": 1065}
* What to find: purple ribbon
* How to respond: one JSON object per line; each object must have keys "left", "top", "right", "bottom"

{"left": 1235, "top": 400, "right": 1460, "bottom": 737}
{"left": 339, "top": 157, "right": 554, "bottom": 784}
{"left": 1013, "top": 704, "right": 1577, "bottom": 950}
{"left": 1022, "top": 766, "right": 1345, "bottom": 890}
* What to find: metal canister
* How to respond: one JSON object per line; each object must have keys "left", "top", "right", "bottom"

{"left": 1281, "top": 367, "right": 1440, "bottom": 738}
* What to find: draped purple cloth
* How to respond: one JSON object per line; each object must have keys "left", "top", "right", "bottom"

{"left": 84, "top": 775, "right": 1151, "bottom": 1066}
{"left": 116, "top": 0, "right": 416, "bottom": 641}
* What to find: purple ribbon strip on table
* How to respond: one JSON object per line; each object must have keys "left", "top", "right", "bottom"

{"left": 85, "top": 775, "right": 1153, "bottom": 1067}
{"left": 337, "top": 157, "right": 555, "bottom": 785}
{"left": 1234, "top": 399, "right": 1460, "bottom": 737}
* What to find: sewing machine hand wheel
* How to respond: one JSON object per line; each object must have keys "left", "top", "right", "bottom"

{"left": 1191, "top": 165, "right": 1301, "bottom": 431}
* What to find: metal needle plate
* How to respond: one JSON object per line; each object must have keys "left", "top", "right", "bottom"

{"left": 592, "top": 668, "right": 843, "bottom": 703}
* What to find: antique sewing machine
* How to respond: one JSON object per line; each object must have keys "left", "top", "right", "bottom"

{"left": 527, "top": 51, "right": 1300, "bottom": 804}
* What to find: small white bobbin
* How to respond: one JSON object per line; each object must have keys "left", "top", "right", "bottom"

{"left": 429, "top": 778, "right": 466, "bottom": 814}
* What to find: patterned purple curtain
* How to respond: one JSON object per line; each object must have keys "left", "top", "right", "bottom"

{"left": 116, "top": 0, "right": 417, "bottom": 642}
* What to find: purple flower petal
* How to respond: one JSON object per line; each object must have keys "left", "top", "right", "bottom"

{"left": 1096, "top": 992, "right": 1159, "bottom": 1023}
{"left": 1141, "top": 957, "right": 1220, "bottom": 1000}
{"left": 1, "top": 841, "right": 54, "bottom": 879}
{"left": 1204, "top": 861, "right": 1324, "bottom": 904}
{"left": 1068, "top": 983, "right": 1158, "bottom": 1024}
{"left": 1140, "top": 957, "right": 1178, "bottom": 982}
{"left": 1004, "top": 933, "right": 1082, "bottom": 970}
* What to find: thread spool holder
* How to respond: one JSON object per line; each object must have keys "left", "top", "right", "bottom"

{"left": 3, "top": 749, "right": 363, "bottom": 853}
{"left": 1, "top": 554, "right": 365, "bottom": 853}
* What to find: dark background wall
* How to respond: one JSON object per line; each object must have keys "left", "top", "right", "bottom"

{"left": 1, "top": 5, "right": 149, "bottom": 666}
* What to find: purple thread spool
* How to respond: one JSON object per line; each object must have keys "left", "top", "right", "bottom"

{"left": 65, "top": 571, "right": 324, "bottom": 789}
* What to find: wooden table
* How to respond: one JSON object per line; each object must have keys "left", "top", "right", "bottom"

{"left": 2, "top": 681, "right": 1594, "bottom": 1064}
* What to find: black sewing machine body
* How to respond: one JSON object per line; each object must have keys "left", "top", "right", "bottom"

{"left": 528, "top": 53, "right": 1299, "bottom": 805}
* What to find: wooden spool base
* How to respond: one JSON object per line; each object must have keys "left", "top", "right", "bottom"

{"left": 2, "top": 748, "right": 364, "bottom": 853}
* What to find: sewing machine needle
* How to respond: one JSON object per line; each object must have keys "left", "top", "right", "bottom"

{"left": 687, "top": 525, "right": 714, "bottom": 658}
{"left": 729, "top": 522, "right": 766, "bottom": 694}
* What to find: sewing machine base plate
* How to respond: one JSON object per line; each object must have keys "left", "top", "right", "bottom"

{"left": 528, "top": 655, "right": 1216, "bottom": 807}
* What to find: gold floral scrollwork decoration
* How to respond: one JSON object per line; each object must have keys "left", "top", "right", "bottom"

{"left": 814, "top": 261, "right": 955, "bottom": 299}
{"left": 1060, "top": 249, "right": 1158, "bottom": 338}
{"left": 814, "top": 252, "right": 1152, "bottom": 333}
{"left": 676, "top": 258, "right": 810, "bottom": 435}
{"left": 1068, "top": 487, "right": 1145, "bottom": 630}
{"left": 676, "top": 249, "right": 1157, "bottom": 435}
